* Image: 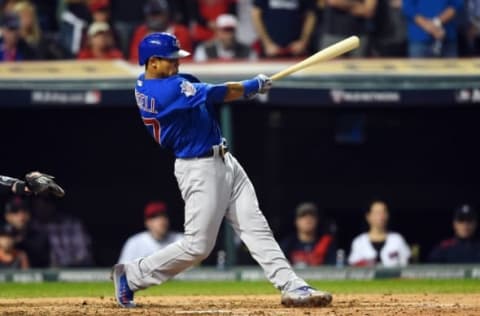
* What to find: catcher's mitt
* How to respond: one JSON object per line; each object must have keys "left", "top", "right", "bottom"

{"left": 25, "top": 171, "right": 65, "bottom": 198}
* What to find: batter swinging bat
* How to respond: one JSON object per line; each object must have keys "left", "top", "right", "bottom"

{"left": 270, "top": 36, "right": 360, "bottom": 81}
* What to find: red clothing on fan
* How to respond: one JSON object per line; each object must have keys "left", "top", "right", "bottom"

{"left": 280, "top": 234, "right": 336, "bottom": 266}
{"left": 77, "top": 48, "right": 124, "bottom": 60}
{"left": 198, "top": 0, "right": 233, "bottom": 23}
{"left": 193, "top": 0, "right": 236, "bottom": 42}
{"left": 129, "top": 24, "right": 192, "bottom": 63}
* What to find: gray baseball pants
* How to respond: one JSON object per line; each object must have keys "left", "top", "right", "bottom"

{"left": 124, "top": 149, "right": 307, "bottom": 292}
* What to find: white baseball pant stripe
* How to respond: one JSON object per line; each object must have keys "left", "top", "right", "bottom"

{"left": 124, "top": 152, "right": 307, "bottom": 292}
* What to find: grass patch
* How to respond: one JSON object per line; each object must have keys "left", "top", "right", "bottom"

{"left": 0, "top": 279, "right": 478, "bottom": 298}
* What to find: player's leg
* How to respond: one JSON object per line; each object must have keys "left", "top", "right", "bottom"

{"left": 224, "top": 154, "right": 332, "bottom": 307}
{"left": 223, "top": 154, "right": 305, "bottom": 291}
{"left": 119, "top": 158, "right": 230, "bottom": 294}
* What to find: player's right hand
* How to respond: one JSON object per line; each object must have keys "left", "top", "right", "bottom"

{"left": 255, "top": 74, "right": 272, "bottom": 94}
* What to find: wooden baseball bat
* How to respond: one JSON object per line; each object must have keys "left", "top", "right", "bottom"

{"left": 270, "top": 36, "right": 360, "bottom": 81}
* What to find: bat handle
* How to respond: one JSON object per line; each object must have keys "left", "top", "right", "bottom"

{"left": 270, "top": 72, "right": 287, "bottom": 81}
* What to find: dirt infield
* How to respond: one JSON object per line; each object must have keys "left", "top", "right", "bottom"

{"left": 0, "top": 294, "right": 479, "bottom": 316}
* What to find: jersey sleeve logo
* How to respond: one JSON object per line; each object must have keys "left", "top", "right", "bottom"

{"left": 180, "top": 80, "right": 197, "bottom": 97}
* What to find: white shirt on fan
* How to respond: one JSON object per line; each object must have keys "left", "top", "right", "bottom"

{"left": 348, "top": 232, "right": 411, "bottom": 267}
{"left": 118, "top": 231, "right": 183, "bottom": 263}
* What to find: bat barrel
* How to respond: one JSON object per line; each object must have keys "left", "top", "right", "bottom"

{"left": 270, "top": 36, "right": 360, "bottom": 81}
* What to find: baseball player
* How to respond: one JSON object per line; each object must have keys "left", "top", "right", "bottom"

{"left": 0, "top": 172, "right": 65, "bottom": 197}
{"left": 112, "top": 32, "right": 332, "bottom": 308}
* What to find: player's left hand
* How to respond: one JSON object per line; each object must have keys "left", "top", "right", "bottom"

{"left": 255, "top": 74, "right": 272, "bottom": 94}
{"left": 25, "top": 171, "right": 65, "bottom": 198}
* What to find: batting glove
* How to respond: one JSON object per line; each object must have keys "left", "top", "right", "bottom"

{"left": 255, "top": 74, "right": 272, "bottom": 94}
{"left": 242, "top": 74, "right": 273, "bottom": 99}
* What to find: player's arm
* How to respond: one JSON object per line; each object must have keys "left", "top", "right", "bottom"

{"left": 222, "top": 83, "right": 245, "bottom": 102}
{"left": 205, "top": 75, "right": 272, "bottom": 104}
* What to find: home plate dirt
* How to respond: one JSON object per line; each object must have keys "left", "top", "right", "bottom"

{"left": 0, "top": 294, "right": 479, "bottom": 316}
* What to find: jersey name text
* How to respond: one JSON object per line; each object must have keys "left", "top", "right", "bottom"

{"left": 135, "top": 89, "right": 157, "bottom": 114}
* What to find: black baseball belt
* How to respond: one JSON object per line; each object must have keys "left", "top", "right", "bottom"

{"left": 197, "top": 144, "right": 229, "bottom": 159}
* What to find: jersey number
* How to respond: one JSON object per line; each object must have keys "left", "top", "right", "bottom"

{"left": 142, "top": 117, "right": 161, "bottom": 144}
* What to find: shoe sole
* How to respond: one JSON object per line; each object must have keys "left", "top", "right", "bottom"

{"left": 112, "top": 264, "right": 136, "bottom": 308}
{"left": 281, "top": 293, "right": 333, "bottom": 307}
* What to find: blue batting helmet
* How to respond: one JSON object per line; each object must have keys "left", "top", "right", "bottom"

{"left": 138, "top": 32, "right": 190, "bottom": 66}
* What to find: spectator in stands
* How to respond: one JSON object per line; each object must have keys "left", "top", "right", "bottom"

{"left": 465, "top": 0, "right": 480, "bottom": 55}
{"left": 251, "top": 0, "right": 317, "bottom": 57}
{"left": 62, "top": 0, "right": 91, "bottom": 22}
{"left": 194, "top": 14, "right": 256, "bottom": 62}
{"left": 321, "top": 0, "right": 377, "bottom": 57}
{"left": 129, "top": 0, "right": 192, "bottom": 63}
{"left": 13, "top": 1, "right": 67, "bottom": 60}
{"left": 429, "top": 204, "right": 480, "bottom": 263}
{"left": 0, "top": 224, "right": 29, "bottom": 269}
{"left": 163, "top": 0, "right": 190, "bottom": 25}
{"left": 403, "top": 0, "right": 463, "bottom": 57}
{"left": 281, "top": 202, "right": 336, "bottom": 267}
{"left": 1, "top": 0, "right": 21, "bottom": 13}
{"left": 233, "top": 0, "right": 257, "bottom": 47}
{"left": 89, "top": 0, "right": 109, "bottom": 23}
{"left": 3, "top": 197, "right": 50, "bottom": 267}
{"left": 371, "top": 0, "right": 407, "bottom": 57}
{"left": 13, "top": 1, "right": 41, "bottom": 47}
{"left": 77, "top": 21, "right": 123, "bottom": 59}
{"left": 0, "top": 12, "right": 36, "bottom": 61}
{"left": 187, "top": 0, "right": 237, "bottom": 43}
{"left": 88, "top": 0, "right": 120, "bottom": 48}
{"left": 118, "top": 201, "right": 182, "bottom": 263}
{"left": 29, "top": 0, "right": 58, "bottom": 32}
{"left": 111, "top": 0, "right": 182, "bottom": 57}
{"left": 110, "top": 0, "right": 147, "bottom": 57}
{"left": 31, "top": 196, "right": 93, "bottom": 267}
{"left": 59, "top": 0, "right": 90, "bottom": 56}
{"left": 348, "top": 200, "right": 410, "bottom": 267}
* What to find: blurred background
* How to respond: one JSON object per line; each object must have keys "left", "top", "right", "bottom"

{"left": 0, "top": 0, "right": 479, "bottom": 273}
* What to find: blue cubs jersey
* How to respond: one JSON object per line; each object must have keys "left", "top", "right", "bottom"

{"left": 134, "top": 73, "right": 227, "bottom": 158}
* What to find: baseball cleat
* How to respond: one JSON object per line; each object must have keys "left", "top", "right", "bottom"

{"left": 112, "top": 264, "right": 136, "bottom": 308}
{"left": 281, "top": 286, "right": 332, "bottom": 307}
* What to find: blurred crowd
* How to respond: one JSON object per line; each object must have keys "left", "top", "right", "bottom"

{"left": 1, "top": 193, "right": 479, "bottom": 269}
{"left": 0, "top": 196, "right": 92, "bottom": 269}
{"left": 279, "top": 200, "right": 480, "bottom": 268}
{"left": 0, "top": 0, "right": 479, "bottom": 63}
